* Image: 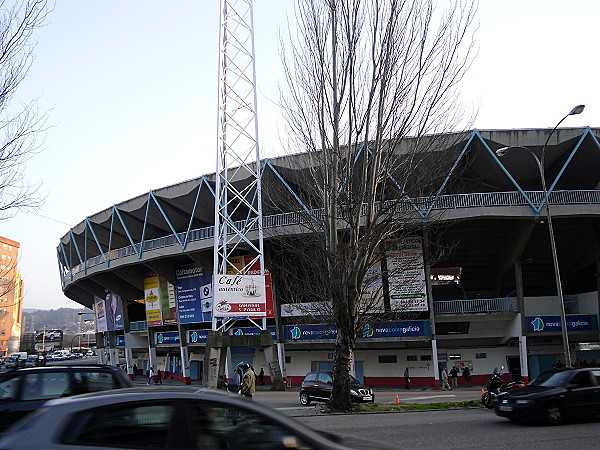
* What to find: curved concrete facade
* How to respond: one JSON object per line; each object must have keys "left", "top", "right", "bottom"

{"left": 56, "top": 127, "right": 600, "bottom": 387}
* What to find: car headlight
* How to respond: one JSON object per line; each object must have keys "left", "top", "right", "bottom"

{"left": 515, "top": 399, "right": 534, "bottom": 405}
{"left": 350, "top": 389, "right": 358, "bottom": 396}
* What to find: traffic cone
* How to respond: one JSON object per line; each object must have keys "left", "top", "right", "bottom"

{"left": 395, "top": 394, "right": 400, "bottom": 404}
{"left": 481, "top": 388, "right": 485, "bottom": 395}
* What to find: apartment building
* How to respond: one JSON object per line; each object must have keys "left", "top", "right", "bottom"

{"left": 0, "top": 236, "right": 24, "bottom": 356}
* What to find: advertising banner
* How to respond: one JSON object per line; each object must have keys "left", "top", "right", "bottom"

{"left": 93, "top": 295, "right": 109, "bottom": 332}
{"left": 34, "top": 329, "right": 63, "bottom": 343}
{"left": 526, "top": 314, "right": 599, "bottom": 333}
{"left": 386, "top": 237, "right": 428, "bottom": 311}
{"left": 361, "top": 260, "right": 384, "bottom": 313}
{"left": 283, "top": 321, "right": 431, "bottom": 341}
{"left": 232, "top": 326, "right": 277, "bottom": 339}
{"left": 155, "top": 331, "right": 180, "bottom": 345}
{"left": 160, "top": 276, "right": 178, "bottom": 325}
{"left": 144, "top": 273, "right": 162, "bottom": 326}
{"left": 226, "top": 255, "right": 275, "bottom": 318}
{"left": 213, "top": 274, "right": 267, "bottom": 317}
{"left": 104, "top": 291, "right": 124, "bottom": 331}
{"left": 188, "top": 329, "right": 210, "bottom": 344}
{"left": 175, "top": 264, "right": 213, "bottom": 324}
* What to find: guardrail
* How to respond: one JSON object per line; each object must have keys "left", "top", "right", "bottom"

{"left": 61, "top": 190, "right": 600, "bottom": 284}
{"left": 434, "top": 297, "right": 518, "bottom": 314}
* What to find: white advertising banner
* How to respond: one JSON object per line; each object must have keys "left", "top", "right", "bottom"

{"left": 386, "top": 237, "right": 429, "bottom": 311}
{"left": 213, "top": 274, "right": 267, "bottom": 317}
{"left": 93, "top": 295, "right": 109, "bottom": 332}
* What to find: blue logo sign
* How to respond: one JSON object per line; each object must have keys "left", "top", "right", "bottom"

{"left": 115, "top": 335, "right": 125, "bottom": 347}
{"left": 156, "top": 331, "right": 180, "bottom": 345}
{"left": 526, "top": 315, "right": 598, "bottom": 333}
{"left": 284, "top": 321, "right": 431, "bottom": 341}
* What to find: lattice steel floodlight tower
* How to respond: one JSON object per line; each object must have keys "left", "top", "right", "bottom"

{"left": 213, "top": 0, "right": 266, "bottom": 332}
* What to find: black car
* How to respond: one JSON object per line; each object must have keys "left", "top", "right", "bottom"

{"left": 0, "top": 364, "right": 132, "bottom": 433}
{"left": 299, "top": 370, "right": 374, "bottom": 405}
{"left": 495, "top": 367, "right": 600, "bottom": 425}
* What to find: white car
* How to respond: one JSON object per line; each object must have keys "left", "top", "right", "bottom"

{"left": 0, "top": 388, "right": 373, "bottom": 450}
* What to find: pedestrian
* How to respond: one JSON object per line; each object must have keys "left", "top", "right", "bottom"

{"left": 259, "top": 368, "right": 265, "bottom": 386}
{"left": 156, "top": 369, "right": 162, "bottom": 385}
{"left": 462, "top": 366, "right": 471, "bottom": 387}
{"left": 404, "top": 367, "right": 410, "bottom": 389}
{"left": 450, "top": 366, "right": 458, "bottom": 388}
{"left": 441, "top": 367, "right": 451, "bottom": 390}
{"left": 133, "top": 363, "right": 137, "bottom": 379}
{"left": 238, "top": 361, "right": 256, "bottom": 399}
{"left": 147, "top": 366, "right": 155, "bottom": 385}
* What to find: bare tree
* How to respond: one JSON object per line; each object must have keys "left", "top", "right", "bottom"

{"left": 275, "top": 0, "right": 477, "bottom": 411}
{"left": 0, "top": 0, "right": 51, "bottom": 220}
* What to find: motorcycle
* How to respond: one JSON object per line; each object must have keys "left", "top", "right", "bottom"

{"left": 481, "top": 366, "right": 525, "bottom": 408}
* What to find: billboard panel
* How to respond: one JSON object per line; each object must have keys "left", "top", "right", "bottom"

{"left": 225, "top": 254, "right": 274, "bottom": 318}
{"left": 213, "top": 274, "right": 267, "bottom": 317}
{"left": 175, "top": 264, "right": 213, "bottom": 324}
{"left": 94, "top": 295, "right": 109, "bottom": 332}
{"left": 144, "top": 273, "right": 163, "bottom": 326}
{"left": 104, "top": 291, "right": 124, "bottom": 331}
{"left": 386, "top": 237, "right": 428, "bottom": 312}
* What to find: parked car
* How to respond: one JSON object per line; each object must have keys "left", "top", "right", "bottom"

{"left": 0, "top": 387, "right": 385, "bottom": 449}
{"left": 24, "top": 355, "right": 40, "bottom": 368}
{"left": 495, "top": 367, "right": 600, "bottom": 425}
{"left": 299, "top": 371, "right": 374, "bottom": 406}
{"left": 0, "top": 364, "right": 133, "bottom": 433}
{"left": 4, "top": 355, "right": 26, "bottom": 369}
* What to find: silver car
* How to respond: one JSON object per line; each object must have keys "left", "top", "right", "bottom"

{"left": 0, "top": 387, "right": 365, "bottom": 449}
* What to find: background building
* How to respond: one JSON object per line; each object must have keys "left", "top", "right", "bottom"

{"left": 0, "top": 236, "right": 24, "bottom": 356}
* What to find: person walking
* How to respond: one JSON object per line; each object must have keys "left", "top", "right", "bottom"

{"left": 133, "top": 363, "right": 137, "bottom": 379}
{"left": 441, "top": 367, "right": 452, "bottom": 391}
{"left": 238, "top": 361, "right": 256, "bottom": 399}
{"left": 462, "top": 366, "right": 471, "bottom": 387}
{"left": 450, "top": 366, "right": 458, "bottom": 388}
{"left": 404, "top": 368, "right": 410, "bottom": 389}
{"left": 155, "top": 369, "right": 162, "bottom": 385}
{"left": 259, "top": 368, "right": 265, "bottom": 386}
{"left": 147, "top": 366, "right": 155, "bottom": 385}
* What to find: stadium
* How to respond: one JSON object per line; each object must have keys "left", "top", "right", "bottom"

{"left": 57, "top": 126, "right": 600, "bottom": 387}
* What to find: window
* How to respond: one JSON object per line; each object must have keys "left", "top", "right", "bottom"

{"left": 420, "top": 355, "right": 432, "bottom": 361}
{"left": 71, "top": 371, "right": 120, "bottom": 394}
{"left": 0, "top": 375, "right": 21, "bottom": 400}
{"left": 21, "top": 372, "right": 71, "bottom": 401}
{"left": 436, "top": 322, "right": 470, "bottom": 335}
{"left": 67, "top": 402, "right": 173, "bottom": 448}
{"left": 475, "top": 353, "right": 487, "bottom": 359}
{"left": 284, "top": 356, "right": 291, "bottom": 364}
{"left": 378, "top": 355, "right": 397, "bottom": 364}
{"left": 407, "top": 355, "right": 418, "bottom": 361}
{"left": 317, "top": 372, "right": 332, "bottom": 384}
{"left": 449, "top": 354, "right": 461, "bottom": 360}
{"left": 303, "top": 372, "right": 317, "bottom": 383}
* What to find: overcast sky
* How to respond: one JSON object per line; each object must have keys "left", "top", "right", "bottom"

{"left": 3, "top": 0, "right": 599, "bottom": 310}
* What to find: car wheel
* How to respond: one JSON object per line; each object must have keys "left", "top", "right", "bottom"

{"left": 545, "top": 402, "right": 563, "bottom": 426}
{"left": 299, "top": 392, "right": 311, "bottom": 406}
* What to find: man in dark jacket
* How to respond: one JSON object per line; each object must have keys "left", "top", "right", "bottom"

{"left": 238, "top": 362, "right": 256, "bottom": 399}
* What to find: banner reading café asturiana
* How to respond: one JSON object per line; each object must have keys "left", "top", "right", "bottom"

{"left": 213, "top": 274, "right": 267, "bottom": 317}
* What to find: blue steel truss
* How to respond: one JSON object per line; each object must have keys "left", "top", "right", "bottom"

{"left": 57, "top": 128, "right": 600, "bottom": 286}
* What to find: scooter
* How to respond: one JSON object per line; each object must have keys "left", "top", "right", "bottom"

{"left": 481, "top": 366, "right": 525, "bottom": 408}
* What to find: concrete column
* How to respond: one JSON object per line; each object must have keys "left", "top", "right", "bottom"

{"left": 96, "top": 332, "right": 107, "bottom": 365}
{"left": 178, "top": 323, "right": 191, "bottom": 385}
{"left": 264, "top": 344, "right": 285, "bottom": 391}
{"left": 125, "top": 345, "right": 134, "bottom": 381}
{"left": 147, "top": 327, "right": 157, "bottom": 376}
{"left": 109, "top": 348, "right": 120, "bottom": 367}
{"left": 276, "top": 342, "right": 287, "bottom": 382}
{"left": 515, "top": 260, "right": 529, "bottom": 382}
{"left": 431, "top": 339, "right": 440, "bottom": 390}
{"left": 519, "top": 334, "right": 529, "bottom": 383}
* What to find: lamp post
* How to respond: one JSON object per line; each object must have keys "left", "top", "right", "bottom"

{"left": 496, "top": 105, "right": 585, "bottom": 368}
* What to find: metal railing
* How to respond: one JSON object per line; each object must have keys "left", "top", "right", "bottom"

{"left": 129, "top": 321, "right": 147, "bottom": 331}
{"left": 434, "top": 297, "right": 518, "bottom": 315}
{"left": 61, "top": 190, "right": 600, "bottom": 283}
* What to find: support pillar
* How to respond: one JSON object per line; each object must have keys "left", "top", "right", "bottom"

{"left": 96, "top": 332, "right": 107, "bottom": 365}
{"left": 264, "top": 344, "right": 285, "bottom": 391}
{"left": 148, "top": 327, "right": 158, "bottom": 376}
{"left": 125, "top": 345, "right": 135, "bottom": 381}
{"left": 431, "top": 339, "right": 440, "bottom": 390}
{"left": 515, "top": 260, "right": 529, "bottom": 383}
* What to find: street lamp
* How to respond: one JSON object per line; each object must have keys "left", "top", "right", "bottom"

{"left": 496, "top": 104, "right": 585, "bottom": 368}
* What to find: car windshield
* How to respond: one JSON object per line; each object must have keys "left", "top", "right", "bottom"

{"left": 6, "top": 356, "right": 17, "bottom": 361}
{"left": 529, "top": 371, "right": 572, "bottom": 387}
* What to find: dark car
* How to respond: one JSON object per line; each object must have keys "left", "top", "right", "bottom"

{"left": 299, "top": 370, "right": 374, "bottom": 405}
{"left": 495, "top": 367, "right": 600, "bottom": 425}
{"left": 0, "top": 387, "right": 380, "bottom": 449}
{"left": 0, "top": 364, "right": 132, "bottom": 433}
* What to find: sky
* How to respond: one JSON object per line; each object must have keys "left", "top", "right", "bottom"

{"left": 2, "top": 0, "right": 599, "bottom": 311}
